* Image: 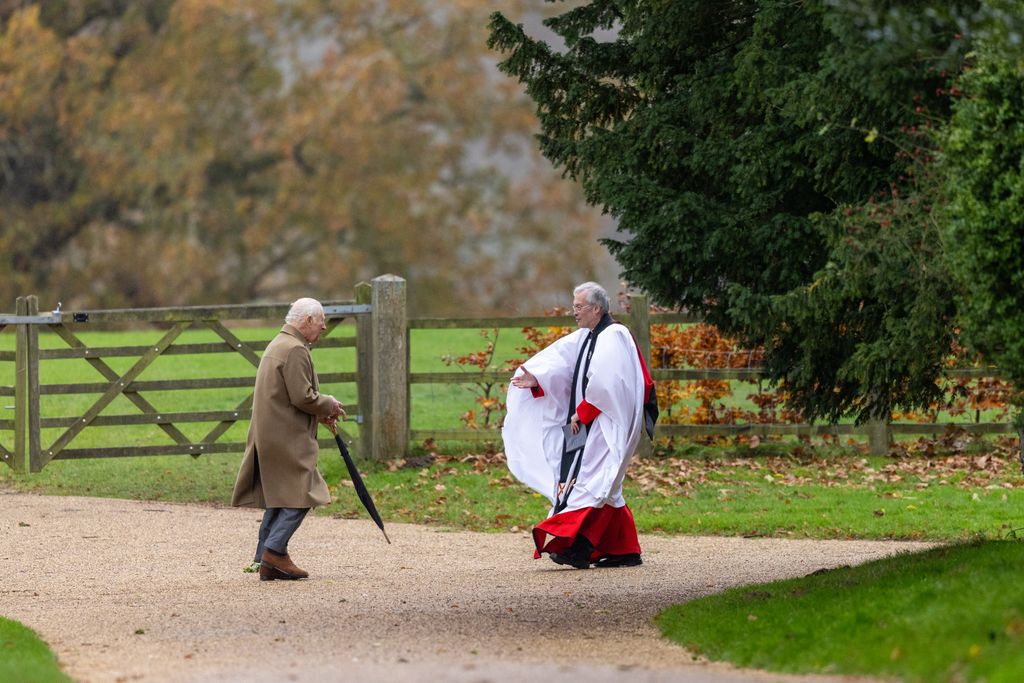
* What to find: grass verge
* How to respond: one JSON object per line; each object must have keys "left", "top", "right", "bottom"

{"left": 3, "top": 447, "right": 1022, "bottom": 541}
{"left": 656, "top": 540, "right": 1024, "bottom": 682}
{"left": 0, "top": 617, "right": 71, "bottom": 683}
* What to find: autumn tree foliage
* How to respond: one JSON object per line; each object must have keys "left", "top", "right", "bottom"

{"left": 0, "top": 1, "right": 608, "bottom": 314}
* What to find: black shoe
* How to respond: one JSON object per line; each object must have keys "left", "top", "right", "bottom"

{"left": 594, "top": 553, "right": 642, "bottom": 568}
{"left": 549, "top": 552, "right": 591, "bottom": 570}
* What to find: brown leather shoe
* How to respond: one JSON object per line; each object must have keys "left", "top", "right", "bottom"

{"left": 259, "top": 562, "right": 293, "bottom": 581}
{"left": 260, "top": 550, "right": 309, "bottom": 579}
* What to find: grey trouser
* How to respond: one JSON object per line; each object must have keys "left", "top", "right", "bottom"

{"left": 255, "top": 507, "right": 309, "bottom": 562}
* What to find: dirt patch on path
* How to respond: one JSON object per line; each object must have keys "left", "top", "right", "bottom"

{"left": 1, "top": 492, "right": 933, "bottom": 682}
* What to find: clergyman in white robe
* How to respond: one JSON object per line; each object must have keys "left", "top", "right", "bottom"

{"left": 503, "top": 282, "right": 653, "bottom": 569}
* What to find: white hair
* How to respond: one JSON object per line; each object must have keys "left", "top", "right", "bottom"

{"left": 573, "top": 281, "right": 609, "bottom": 314}
{"left": 285, "top": 297, "right": 323, "bottom": 324}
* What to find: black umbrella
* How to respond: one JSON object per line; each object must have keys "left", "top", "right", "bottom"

{"left": 328, "top": 423, "right": 391, "bottom": 544}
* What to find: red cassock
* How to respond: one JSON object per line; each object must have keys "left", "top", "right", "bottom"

{"left": 503, "top": 317, "right": 654, "bottom": 563}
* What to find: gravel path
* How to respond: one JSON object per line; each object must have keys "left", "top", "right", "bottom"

{"left": 1, "top": 491, "right": 934, "bottom": 683}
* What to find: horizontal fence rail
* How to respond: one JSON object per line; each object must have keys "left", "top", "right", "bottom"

{"left": 0, "top": 303, "right": 369, "bottom": 328}
{"left": 35, "top": 336, "right": 356, "bottom": 360}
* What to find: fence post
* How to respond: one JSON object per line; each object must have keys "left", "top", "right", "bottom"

{"left": 627, "top": 293, "right": 652, "bottom": 457}
{"left": 354, "top": 282, "right": 373, "bottom": 460}
{"left": 13, "top": 297, "right": 26, "bottom": 472}
{"left": 370, "top": 275, "right": 407, "bottom": 460}
{"left": 627, "top": 293, "right": 652, "bottom": 365}
{"left": 25, "top": 296, "right": 42, "bottom": 472}
{"left": 866, "top": 417, "right": 891, "bottom": 456}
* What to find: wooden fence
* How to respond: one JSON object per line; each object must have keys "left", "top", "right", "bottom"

{"left": 1, "top": 275, "right": 1014, "bottom": 472}
{"left": 406, "top": 290, "right": 1015, "bottom": 454}
{"left": 0, "top": 276, "right": 408, "bottom": 472}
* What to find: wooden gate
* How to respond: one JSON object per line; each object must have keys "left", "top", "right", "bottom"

{"left": 0, "top": 296, "right": 370, "bottom": 472}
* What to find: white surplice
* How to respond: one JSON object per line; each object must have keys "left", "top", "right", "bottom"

{"left": 503, "top": 323, "right": 645, "bottom": 513}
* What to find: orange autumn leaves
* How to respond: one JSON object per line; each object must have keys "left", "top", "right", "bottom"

{"left": 444, "top": 314, "right": 1013, "bottom": 442}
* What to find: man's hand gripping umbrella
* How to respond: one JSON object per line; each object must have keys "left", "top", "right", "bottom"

{"left": 326, "top": 419, "right": 391, "bottom": 544}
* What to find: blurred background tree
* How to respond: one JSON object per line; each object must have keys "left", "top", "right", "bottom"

{"left": 0, "top": 0, "right": 612, "bottom": 314}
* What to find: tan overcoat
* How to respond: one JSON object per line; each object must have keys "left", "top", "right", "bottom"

{"left": 231, "top": 324, "right": 336, "bottom": 509}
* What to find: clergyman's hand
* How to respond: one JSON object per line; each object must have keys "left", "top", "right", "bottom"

{"left": 570, "top": 413, "right": 581, "bottom": 434}
{"left": 511, "top": 368, "right": 538, "bottom": 389}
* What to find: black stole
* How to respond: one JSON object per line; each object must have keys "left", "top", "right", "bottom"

{"left": 553, "top": 313, "right": 614, "bottom": 513}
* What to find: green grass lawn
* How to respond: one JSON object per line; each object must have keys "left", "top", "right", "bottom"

{"left": 657, "top": 540, "right": 1024, "bottom": 682}
{"left": 0, "top": 617, "right": 71, "bottom": 683}
{"left": 4, "top": 448, "right": 1023, "bottom": 541}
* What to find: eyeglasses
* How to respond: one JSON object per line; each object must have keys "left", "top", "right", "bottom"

{"left": 572, "top": 303, "right": 592, "bottom": 312}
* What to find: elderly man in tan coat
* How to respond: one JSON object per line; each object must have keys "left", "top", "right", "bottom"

{"left": 232, "top": 297, "right": 344, "bottom": 581}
